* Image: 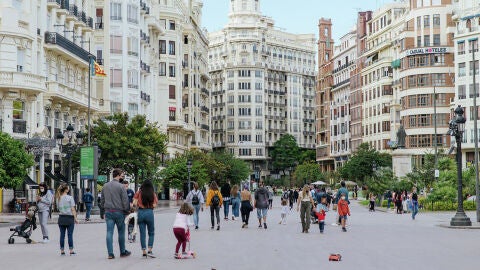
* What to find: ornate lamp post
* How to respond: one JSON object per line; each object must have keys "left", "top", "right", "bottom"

{"left": 449, "top": 105, "right": 472, "bottom": 226}
{"left": 56, "top": 124, "right": 84, "bottom": 186}
{"left": 186, "top": 159, "right": 193, "bottom": 194}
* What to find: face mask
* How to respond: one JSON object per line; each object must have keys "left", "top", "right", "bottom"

{"left": 39, "top": 188, "right": 44, "bottom": 192}
{"left": 341, "top": 196, "right": 346, "bottom": 200}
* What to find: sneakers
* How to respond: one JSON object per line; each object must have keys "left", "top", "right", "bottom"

{"left": 195, "top": 226, "right": 199, "bottom": 230}
{"left": 120, "top": 250, "right": 131, "bottom": 257}
{"left": 263, "top": 223, "right": 267, "bottom": 229}
{"left": 258, "top": 224, "right": 262, "bottom": 228}
{"left": 242, "top": 223, "right": 246, "bottom": 228}
{"left": 42, "top": 238, "right": 49, "bottom": 243}
{"left": 342, "top": 227, "right": 347, "bottom": 232}
{"left": 216, "top": 225, "right": 220, "bottom": 231}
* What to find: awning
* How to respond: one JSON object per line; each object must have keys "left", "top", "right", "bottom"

{"left": 24, "top": 175, "right": 39, "bottom": 189}
{"left": 44, "top": 171, "right": 60, "bottom": 182}
{"left": 55, "top": 173, "right": 76, "bottom": 186}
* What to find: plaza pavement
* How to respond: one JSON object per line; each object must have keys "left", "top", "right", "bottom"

{"left": 0, "top": 198, "right": 478, "bottom": 270}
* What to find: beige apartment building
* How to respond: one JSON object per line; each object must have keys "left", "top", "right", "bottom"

{"left": 209, "top": 0, "right": 316, "bottom": 180}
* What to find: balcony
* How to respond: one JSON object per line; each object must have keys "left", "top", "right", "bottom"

{"left": 45, "top": 81, "right": 100, "bottom": 110}
{"left": 140, "top": 91, "right": 151, "bottom": 103}
{"left": 68, "top": 5, "right": 78, "bottom": 18}
{"left": 303, "top": 131, "right": 315, "bottom": 136}
{"left": 331, "top": 78, "right": 350, "bottom": 89}
{"left": 201, "top": 124, "right": 210, "bottom": 131}
{"left": 212, "top": 115, "right": 226, "bottom": 120}
{"left": 303, "top": 119, "right": 315, "bottom": 123}
{"left": 47, "top": 0, "right": 61, "bottom": 9}
{"left": 201, "top": 88, "right": 209, "bottom": 96}
{"left": 302, "top": 106, "right": 315, "bottom": 111}
{"left": 44, "top": 32, "right": 93, "bottom": 63}
{"left": 0, "top": 72, "right": 45, "bottom": 92}
{"left": 140, "top": 61, "right": 150, "bottom": 73}
{"left": 12, "top": 120, "right": 27, "bottom": 134}
{"left": 212, "top": 102, "right": 225, "bottom": 108}
{"left": 211, "top": 90, "right": 225, "bottom": 95}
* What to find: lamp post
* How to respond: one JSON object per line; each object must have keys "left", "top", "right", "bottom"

{"left": 448, "top": 105, "right": 472, "bottom": 226}
{"left": 186, "top": 159, "right": 192, "bottom": 194}
{"left": 56, "top": 124, "right": 84, "bottom": 187}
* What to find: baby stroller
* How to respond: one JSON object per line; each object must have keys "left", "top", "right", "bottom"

{"left": 8, "top": 205, "right": 38, "bottom": 244}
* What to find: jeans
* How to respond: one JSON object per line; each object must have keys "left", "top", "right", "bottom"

{"left": 411, "top": 201, "right": 419, "bottom": 219}
{"left": 59, "top": 223, "right": 74, "bottom": 250}
{"left": 210, "top": 205, "right": 220, "bottom": 227}
{"left": 318, "top": 221, "right": 325, "bottom": 232}
{"left": 300, "top": 201, "right": 312, "bottom": 232}
{"left": 223, "top": 200, "right": 230, "bottom": 218}
{"left": 137, "top": 209, "right": 155, "bottom": 250}
{"left": 387, "top": 199, "right": 392, "bottom": 209}
{"left": 38, "top": 211, "right": 49, "bottom": 239}
{"left": 192, "top": 204, "right": 201, "bottom": 227}
{"left": 85, "top": 203, "right": 92, "bottom": 220}
{"left": 240, "top": 201, "right": 251, "bottom": 224}
{"left": 105, "top": 211, "right": 126, "bottom": 256}
{"left": 231, "top": 198, "right": 240, "bottom": 217}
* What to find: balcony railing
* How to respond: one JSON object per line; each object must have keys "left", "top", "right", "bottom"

{"left": 201, "top": 88, "right": 209, "bottom": 95}
{"left": 200, "top": 106, "right": 209, "bottom": 113}
{"left": 44, "top": 32, "right": 93, "bottom": 62}
{"left": 201, "top": 124, "right": 210, "bottom": 131}
{"left": 13, "top": 120, "right": 27, "bottom": 134}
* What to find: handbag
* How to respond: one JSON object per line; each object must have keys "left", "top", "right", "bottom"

{"left": 249, "top": 202, "right": 254, "bottom": 212}
{"left": 58, "top": 215, "right": 74, "bottom": 226}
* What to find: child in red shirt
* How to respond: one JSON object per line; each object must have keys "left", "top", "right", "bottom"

{"left": 337, "top": 195, "right": 351, "bottom": 232}
{"left": 314, "top": 197, "right": 328, "bottom": 233}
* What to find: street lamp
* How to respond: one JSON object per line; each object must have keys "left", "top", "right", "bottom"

{"left": 56, "top": 124, "right": 84, "bottom": 187}
{"left": 186, "top": 159, "right": 193, "bottom": 194}
{"left": 448, "top": 105, "right": 472, "bottom": 226}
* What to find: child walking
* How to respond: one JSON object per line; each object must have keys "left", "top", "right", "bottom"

{"left": 279, "top": 199, "right": 288, "bottom": 225}
{"left": 173, "top": 203, "right": 194, "bottom": 259}
{"left": 315, "top": 197, "right": 328, "bottom": 233}
{"left": 337, "top": 195, "right": 351, "bottom": 232}
{"left": 369, "top": 193, "right": 376, "bottom": 212}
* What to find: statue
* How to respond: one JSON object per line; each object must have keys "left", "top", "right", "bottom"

{"left": 397, "top": 125, "right": 406, "bottom": 149}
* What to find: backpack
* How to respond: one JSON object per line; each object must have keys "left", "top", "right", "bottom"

{"left": 211, "top": 191, "right": 220, "bottom": 207}
{"left": 282, "top": 192, "right": 289, "bottom": 200}
{"left": 191, "top": 191, "right": 200, "bottom": 205}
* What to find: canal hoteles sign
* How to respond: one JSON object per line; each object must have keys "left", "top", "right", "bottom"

{"left": 406, "top": 47, "right": 448, "bottom": 56}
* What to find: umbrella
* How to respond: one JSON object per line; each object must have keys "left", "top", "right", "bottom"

{"left": 344, "top": 180, "right": 357, "bottom": 186}
{"left": 311, "top": 180, "right": 327, "bottom": 185}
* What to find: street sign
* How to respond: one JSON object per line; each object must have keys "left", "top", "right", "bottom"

{"left": 80, "top": 146, "right": 95, "bottom": 179}
{"left": 434, "top": 169, "right": 440, "bottom": 178}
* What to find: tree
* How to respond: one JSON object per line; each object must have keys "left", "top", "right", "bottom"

{"left": 339, "top": 143, "right": 392, "bottom": 186}
{"left": 293, "top": 161, "right": 325, "bottom": 187}
{"left": 365, "top": 167, "right": 395, "bottom": 198}
{"left": 0, "top": 132, "right": 34, "bottom": 188}
{"left": 159, "top": 155, "right": 209, "bottom": 190}
{"left": 269, "top": 134, "right": 300, "bottom": 183}
{"left": 298, "top": 149, "right": 316, "bottom": 164}
{"left": 212, "top": 151, "right": 250, "bottom": 185}
{"left": 91, "top": 113, "right": 168, "bottom": 189}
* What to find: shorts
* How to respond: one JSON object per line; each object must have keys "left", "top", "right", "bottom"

{"left": 256, "top": 208, "right": 268, "bottom": 219}
{"left": 339, "top": 215, "right": 348, "bottom": 221}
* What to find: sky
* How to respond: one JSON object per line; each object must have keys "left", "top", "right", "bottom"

{"left": 202, "top": 0, "right": 396, "bottom": 41}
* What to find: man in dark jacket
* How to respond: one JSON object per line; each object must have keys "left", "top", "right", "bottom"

{"left": 221, "top": 181, "right": 231, "bottom": 220}
{"left": 254, "top": 182, "right": 270, "bottom": 229}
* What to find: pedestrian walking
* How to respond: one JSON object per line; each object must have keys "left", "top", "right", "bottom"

{"left": 337, "top": 194, "right": 351, "bottom": 232}
{"left": 185, "top": 182, "right": 204, "bottom": 230}
{"left": 221, "top": 181, "right": 231, "bottom": 220}
{"left": 123, "top": 180, "right": 136, "bottom": 243}
{"left": 411, "top": 188, "right": 419, "bottom": 220}
{"left": 369, "top": 193, "right": 376, "bottom": 212}
{"left": 240, "top": 185, "right": 253, "bottom": 228}
{"left": 385, "top": 190, "right": 393, "bottom": 210}
{"left": 279, "top": 199, "right": 288, "bottom": 225}
{"left": 336, "top": 181, "right": 350, "bottom": 204}
{"left": 395, "top": 191, "right": 403, "bottom": 214}
{"left": 206, "top": 181, "right": 223, "bottom": 230}
{"left": 230, "top": 185, "right": 241, "bottom": 220}
{"left": 172, "top": 203, "right": 194, "bottom": 259}
{"left": 36, "top": 182, "right": 53, "bottom": 243}
{"left": 268, "top": 189, "right": 274, "bottom": 209}
{"left": 100, "top": 168, "right": 131, "bottom": 259}
{"left": 288, "top": 189, "right": 294, "bottom": 210}
{"left": 56, "top": 183, "right": 78, "bottom": 255}
{"left": 314, "top": 196, "right": 328, "bottom": 233}
{"left": 297, "top": 185, "right": 315, "bottom": 233}
{"left": 293, "top": 189, "right": 299, "bottom": 203}
{"left": 82, "top": 188, "right": 94, "bottom": 222}
{"left": 133, "top": 180, "right": 158, "bottom": 258}
{"left": 254, "top": 181, "right": 270, "bottom": 229}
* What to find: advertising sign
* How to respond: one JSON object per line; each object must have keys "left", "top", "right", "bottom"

{"left": 80, "top": 146, "right": 95, "bottom": 179}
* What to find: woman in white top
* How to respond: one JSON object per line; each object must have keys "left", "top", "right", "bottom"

{"left": 296, "top": 185, "right": 315, "bottom": 233}
{"left": 172, "top": 203, "right": 193, "bottom": 258}
{"left": 56, "top": 183, "right": 78, "bottom": 255}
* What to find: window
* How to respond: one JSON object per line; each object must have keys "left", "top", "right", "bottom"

{"left": 238, "top": 108, "right": 251, "bottom": 116}
{"left": 458, "top": 41, "right": 465, "bottom": 55}
{"left": 255, "top": 95, "right": 262, "bottom": 103}
{"left": 255, "top": 107, "right": 262, "bottom": 116}
{"left": 239, "top": 148, "right": 251, "bottom": 156}
{"left": 256, "top": 148, "right": 263, "bottom": 156}
{"left": 433, "top": 14, "right": 440, "bottom": 27}
{"left": 256, "top": 134, "right": 263, "bottom": 142}
{"left": 169, "top": 41, "right": 175, "bottom": 55}
{"left": 128, "top": 103, "right": 138, "bottom": 116}
{"left": 127, "top": 70, "right": 138, "bottom": 88}
{"left": 13, "top": 100, "right": 24, "bottom": 120}
{"left": 458, "top": 85, "right": 466, "bottom": 99}
{"left": 433, "top": 74, "right": 446, "bottom": 86}
{"left": 423, "top": 15, "right": 430, "bottom": 27}
{"left": 110, "top": 102, "right": 122, "bottom": 113}
{"left": 17, "top": 48, "right": 25, "bottom": 72}
{"left": 169, "top": 110, "right": 175, "bottom": 121}
{"left": 109, "top": 69, "right": 122, "bottom": 87}
{"left": 255, "top": 121, "right": 262, "bottom": 129}
{"left": 469, "top": 39, "right": 479, "bottom": 53}
{"left": 169, "top": 63, "right": 175, "bottom": 77}
{"left": 169, "top": 20, "right": 176, "bottom": 30}
{"left": 417, "top": 36, "right": 422, "bottom": 47}
{"left": 159, "top": 62, "right": 166, "bottom": 76}
{"left": 255, "top": 70, "right": 262, "bottom": 77}
{"left": 169, "top": 85, "right": 175, "bottom": 99}
{"left": 459, "top": 62, "right": 466, "bottom": 77}
{"left": 433, "top": 34, "right": 440, "bottom": 46}
{"left": 424, "top": 35, "right": 430, "bottom": 46}
{"left": 110, "top": 35, "right": 122, "bottom": 53}
{"left": 127, "top": 37, "right": 139, "bottom": 56}
{"left": 45, "top": 109, "right": 51, "bottom": 127}
{"left": 159, "top": 40, "right": 166, "bottom": 54}
{"left": 110, "top": 3, "right": 122, "bottom": 20}
{"left": 470, "top": 60, "right": 479, "bottom": 76}
{"left": 469, "top": 83, "right": 480, "bottom": 98}
{"left": 127, "top": 4, "right": 138, "bottom": 24}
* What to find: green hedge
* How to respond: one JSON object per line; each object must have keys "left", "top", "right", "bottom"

{"left": 360, "top": 197, "right": 477, "bottom": 211}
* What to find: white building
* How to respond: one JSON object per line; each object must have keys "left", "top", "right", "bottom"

{"left": 453, "top": 0, "right": 480, "bottom": 168}
{"left": 330, "top": 29, "right": 356, "bottom": 169}
{"left": 0, "top": 0, "right": 105, "bottom": 211}
{"left": 208, "top": 0, "right": 316, "bottom": 180}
